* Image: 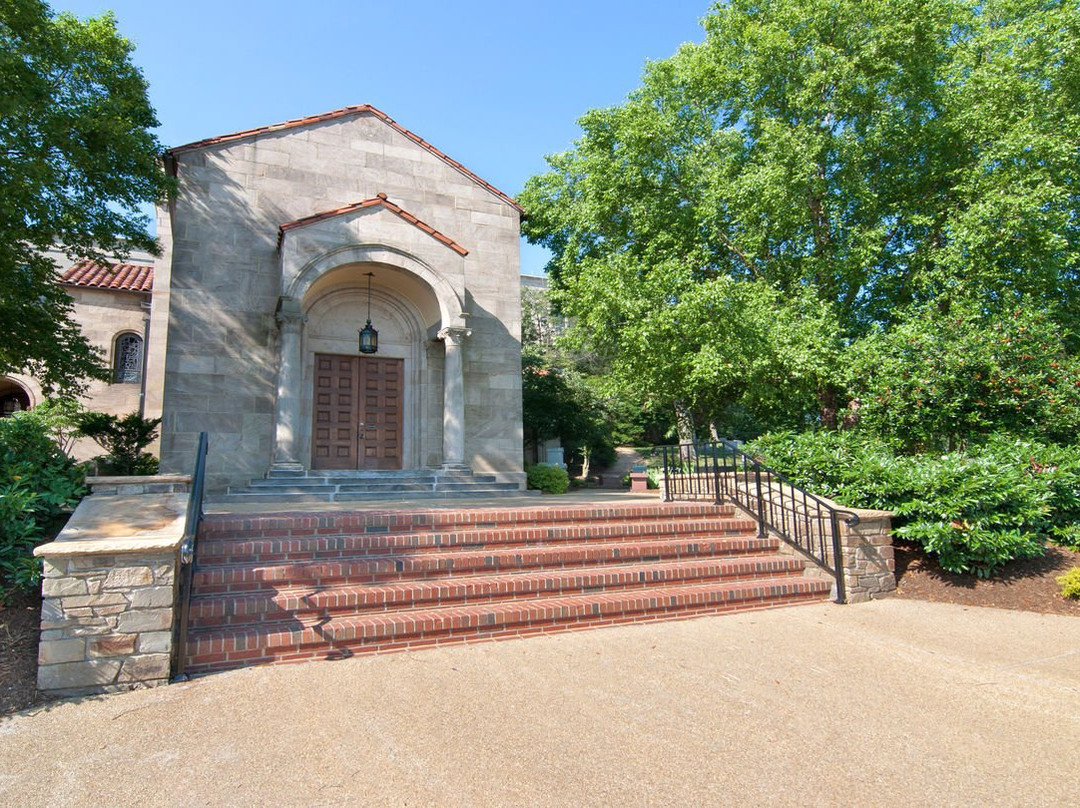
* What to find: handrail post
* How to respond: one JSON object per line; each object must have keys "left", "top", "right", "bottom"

{"left": 829, "top": 511, "right": 847, "bottom": 604}
{"left": 753, "top": 462, "right": 766, "bottom": 538}
{"left": 711, "top": 441, "right": 721, "bottom": 505}
{"left": 661, "top": 445, "right": 671, "bottom": 502}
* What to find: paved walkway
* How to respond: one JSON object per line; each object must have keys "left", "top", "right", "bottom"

{"left": 2, "top": 599, "right": 1077, "bottom": 806}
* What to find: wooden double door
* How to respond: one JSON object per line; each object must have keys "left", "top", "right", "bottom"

{"left": 312, "top": 354, "right": 403, "bottom": 470}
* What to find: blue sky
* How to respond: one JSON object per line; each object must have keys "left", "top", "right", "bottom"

{"left": 54, "top": 0, "right": 712, "bottom": 275}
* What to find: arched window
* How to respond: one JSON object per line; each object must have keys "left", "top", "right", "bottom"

{"left": 113, "top": 332, "right": 144, "bottom": 384}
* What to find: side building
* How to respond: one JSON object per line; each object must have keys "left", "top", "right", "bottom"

{"left": 1, "top": 250, "right": 156, "bottom": 462}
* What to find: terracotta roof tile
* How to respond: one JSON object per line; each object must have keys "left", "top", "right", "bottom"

{"left": 277, "top": 195, "right": 469, "bottom": 256}
{"left": 168, "top": 104, "right": 522, "bottom": 213}
{"left": 59, "top": 259, "right": 154, "bottom": 293}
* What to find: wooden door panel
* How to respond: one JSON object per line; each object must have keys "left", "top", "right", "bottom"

{"left": 311, "top": 354, "right": 360, "bottom": 469}
{"left": 359, "top": 357, "right": 403, "bottom": 469}
{"left": 312, "top": 354, "right": 403, "bottom": 470}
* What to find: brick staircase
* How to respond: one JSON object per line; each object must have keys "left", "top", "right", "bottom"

{"left": 184, "top": 501, "right": 833, "bottom": 674}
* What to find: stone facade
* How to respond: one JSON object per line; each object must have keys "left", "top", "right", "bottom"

{"left": 152, "top": 106, "right": 525, "bottom": 492}
{"left": 837, "top": 509, "right": 896, "bottom": 603}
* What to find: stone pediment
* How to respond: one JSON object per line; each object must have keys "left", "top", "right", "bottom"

{"left": 167, "top": 104, "right": 521, "bottom": 213}
{"left": 277, "top": 194, "right": 468, "bottom": 256}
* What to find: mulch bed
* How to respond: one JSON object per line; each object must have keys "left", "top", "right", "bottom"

{"left": 892, "top": 540, "right": 1080, "bottom": 617}
{"left": 0, "top": 588, "right": 44, "bottom": 716}
{"left": 2, "top": 540, "right": 1078, "bottom": 717}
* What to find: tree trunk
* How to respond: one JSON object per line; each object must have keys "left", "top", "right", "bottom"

{"left": 818, "top": 385, "right": 839, "bottom": 430}
{"left": 674, "top": 401, "right": 696, "bottom": 461}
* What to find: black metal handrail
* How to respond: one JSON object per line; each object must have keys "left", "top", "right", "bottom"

{"left": 660, "top": 439, "right": 859, "bottom": 603}
{"left": 172, "top": 431, "right": 208, "bottom": 680}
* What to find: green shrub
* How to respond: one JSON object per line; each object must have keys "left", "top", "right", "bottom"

{"left": 526, "top": 464, "right": 570, "bottom": 494}
{"left": 846, "top": 302, "right": 1080, "bottom": 452}
{"left": 74, "top": 411, "right": 161, "bottom": 475}
{"left": 1057, "top": 568, "right": 1080, "bottom": 600}
{"left": 0, "top": 405, "right": 85, "bottom": 600}
{"left": 747, "top": 430, "right": 1080, "bottom": 577}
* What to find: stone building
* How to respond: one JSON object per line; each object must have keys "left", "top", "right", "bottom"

{"left": 6, "top": 105, "right": 526, "bottom": 492}
{"left": 1, "top": 251, "right": 155, "bottom": 461}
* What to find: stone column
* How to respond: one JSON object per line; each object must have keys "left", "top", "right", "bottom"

{"left": 271, "top": 297, "right": 307, "bottom": 472}
{"left": 438, "top": 326, "right": 471, "bottom": 469}
{"left": 839, "top": 508, "right": 896, "bottom": 603}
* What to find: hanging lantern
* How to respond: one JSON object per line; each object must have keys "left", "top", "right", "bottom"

{"left": 359, "top": 271, "right": 378, "bottom": 354}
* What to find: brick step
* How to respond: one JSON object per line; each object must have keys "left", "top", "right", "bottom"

{"left": 198, "top": 502, "right": 736, "bottom": 540}
{"left": 191, "top": 534, "right": 780, "bottom": 593}
{"left": 187, "top": 555, "right": 807, "bottom": 628}
{"left": 195, "top": 516, "right": 759, "bottom": 565}
{"left": 184, "top": 576, "right": 832, "bottom": 673}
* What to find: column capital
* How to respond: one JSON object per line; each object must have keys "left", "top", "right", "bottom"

{"left": 275, "top": 297, "right": 307, "bottom": 333}
{"left": 437, "top": 326, "right": 472, "bottom": 345}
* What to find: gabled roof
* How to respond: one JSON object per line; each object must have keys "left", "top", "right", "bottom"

{"left": 59, "top": 259, "right": 154, "bottom": 293}
{"left": 168, "top": 104, "right": 522, "bottom": 213}
{"left": 277, "top": 193, "right": 469, "bottom": 256}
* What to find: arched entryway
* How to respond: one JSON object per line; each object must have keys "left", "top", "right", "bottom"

{"left": 298, "top": 263, "right": 439, "bottom": 470}
{"left": 0, "top": 376, "right": 34, "bottom": 417}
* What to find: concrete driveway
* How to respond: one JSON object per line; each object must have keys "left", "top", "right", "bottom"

{"left": 1, "top": 599, "right": 1077, "bottom": 807}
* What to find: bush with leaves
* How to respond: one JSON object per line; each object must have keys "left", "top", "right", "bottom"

{"left": 748, "top": 430, "right": 1080, "bottom": 578}
{"left": 526, "top": 464, "right": 570, "bottom": 495}
{"left": 74, "top": 411, "right": 161, "bottom": 475}
{"left": 0, "top": 405, "right": 85, "bottom": 599}
{"left": 847, "top": 303, "right": 1080, "bottom": 452}
{"left": 1058, "top": 568, "right": 1080, "bottom": 600}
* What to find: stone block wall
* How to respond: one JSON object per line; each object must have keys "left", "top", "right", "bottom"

{"left": 37, "top": 551, "right": 177, "bottom": 696}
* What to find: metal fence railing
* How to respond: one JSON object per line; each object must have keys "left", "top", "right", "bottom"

{"left": 659, "top": 440, "right": 859, "bottom": 603}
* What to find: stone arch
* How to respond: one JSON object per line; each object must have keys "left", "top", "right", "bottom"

{"left": 285, "top": 243, "right": 464, "bottom": 328}
{"left": 298, "top": 274, "right": 435, "bottom": 469}
{"left": 0, "top": 374, "right": 40, "bottom": 416}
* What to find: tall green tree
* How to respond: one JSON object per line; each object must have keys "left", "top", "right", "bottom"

{"left": 0, "top": 0, "right": 171, "bottom": 393}
{"left": 521, "top": 0, "right": 1080, "bottom": 430}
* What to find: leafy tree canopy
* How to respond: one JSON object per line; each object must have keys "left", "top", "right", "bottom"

{"left": 522, "top": 0, "right": 1080, "bottom": 431}
{"left": 0, "top": 0, "right": 171, "bottom": 393}
{"left": 847, "top": 300, "right": 1080, "bottom": 452}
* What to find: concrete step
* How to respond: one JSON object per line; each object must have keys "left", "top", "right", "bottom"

{"left": 184, "top": 577, "right": 832, "bottom": 673}
{"left": 434, "top": 481, "right": 518, "bottom": 492}
{"left": 331, "top": 488, "right": 536, "bottom": 503}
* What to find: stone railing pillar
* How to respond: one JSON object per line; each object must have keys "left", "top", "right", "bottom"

{"left": 838, "top": 508, "right": 895, "bottom": 603}
{"left": 35, "top": 475, "right": 192, "bottom": 697}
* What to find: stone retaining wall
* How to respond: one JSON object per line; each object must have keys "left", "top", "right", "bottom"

{"left": 35, "top": 475, "right": 191, "bottom": 698}
{"left": 38, "top": 552, "right": 177, "bottom": 694}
